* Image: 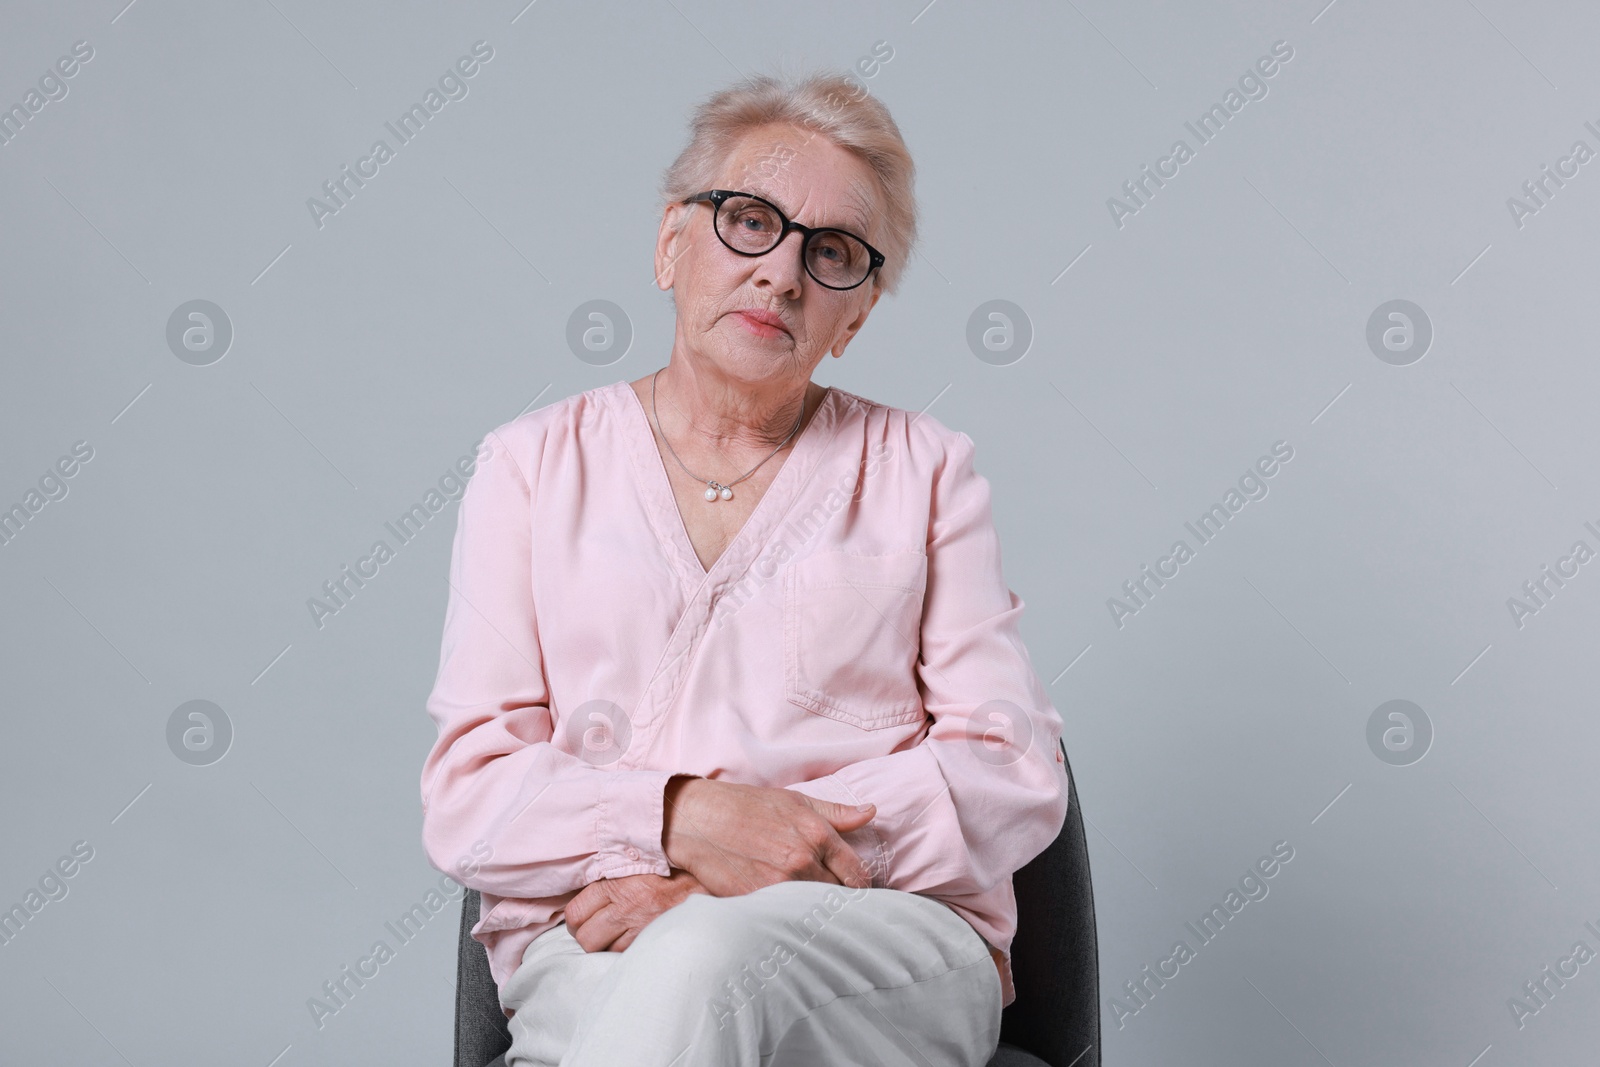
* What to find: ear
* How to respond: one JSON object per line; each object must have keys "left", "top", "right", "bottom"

{"left": 831, "top": 285, "right": 883, "bottom": 358}
{"left": 655, "top": 203, "right": 692, "bottom": 291}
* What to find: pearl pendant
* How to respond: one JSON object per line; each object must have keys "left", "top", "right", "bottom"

{"left": 719, "top": 486, "right": 733, "bottom": 500}
{"left": 704, "top": 486, "right": 718, "bottom": 501}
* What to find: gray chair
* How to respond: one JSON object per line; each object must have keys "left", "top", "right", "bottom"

{"left": 453, "top": 739, "right": 1098, "bottom": 1067}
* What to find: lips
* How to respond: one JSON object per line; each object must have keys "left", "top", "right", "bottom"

{"left": 732, "top": 309, "right": 790, "bottom": 335}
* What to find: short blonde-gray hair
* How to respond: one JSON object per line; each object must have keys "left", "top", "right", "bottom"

{"left": 658, "top": 69, "right": 918, "bottom": 297}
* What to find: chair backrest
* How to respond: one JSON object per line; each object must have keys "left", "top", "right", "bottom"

{"left": 1000, "top": 738, "right": 1100, "bottom": 1067}
{"left": 454, "top": 887, "right": 512, "bottom": 1067}
{"left": 453, "top": 738, "right": 1098, "bottom": 1067}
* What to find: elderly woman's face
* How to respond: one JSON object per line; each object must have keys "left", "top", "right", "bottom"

{"left": 656, "top": 123, "right": 884, "bottom": 386}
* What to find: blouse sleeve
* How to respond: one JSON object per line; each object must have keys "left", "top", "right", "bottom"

{"left": 784, "top": 428, "right": 1070, "bottom": 897}
{"left": 419, "top": 419, "right": 685, "bottom": 898}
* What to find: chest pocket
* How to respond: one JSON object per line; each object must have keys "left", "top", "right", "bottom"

{"left": 783, "top": 549, "right": 928, "bottom": 730}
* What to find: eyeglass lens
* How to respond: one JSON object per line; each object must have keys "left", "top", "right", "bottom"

{"left": 715, "top": 195, "right": 872, "bottom": 288}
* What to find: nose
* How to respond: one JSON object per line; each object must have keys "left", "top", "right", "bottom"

{"left": 748, "top": 229, "right": 806, "bottom": 299}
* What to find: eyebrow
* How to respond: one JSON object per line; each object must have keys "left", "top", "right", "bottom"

{"left": 749, "top": 188, "right": 869, "bottom": 235}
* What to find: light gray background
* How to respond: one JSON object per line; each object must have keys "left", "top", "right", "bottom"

{"left": 2, "top": 0, "right": 1596, "bottom": 1063}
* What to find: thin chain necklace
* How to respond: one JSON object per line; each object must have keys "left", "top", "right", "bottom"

{"left": 651, "top": 368, "right": 808, "bottom": 502}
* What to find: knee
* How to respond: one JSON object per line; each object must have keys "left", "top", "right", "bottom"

{"left": 632, "top": 893, "right": 754, "bottom": 963}
{"left": 627, "top": 888, "right": 798, "bottom": 986}
{"left": 635, "top": 907, "right": 799, "bottom": 1028}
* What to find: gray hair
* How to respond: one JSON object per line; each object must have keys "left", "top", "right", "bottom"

{"left": 658, "top": 69, "right": 918, "bottom": 297}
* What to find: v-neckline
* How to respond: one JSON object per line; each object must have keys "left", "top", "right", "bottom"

{"left": 615, "top": 377, "right": 839, "bottom": 582}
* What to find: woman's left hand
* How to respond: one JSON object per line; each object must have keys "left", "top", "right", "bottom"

{"left": 564, "top": 868, "right": 711, "bottom": 952}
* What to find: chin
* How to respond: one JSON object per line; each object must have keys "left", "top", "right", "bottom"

{"left": 710, "top": 340, "right": 798, "bottom": 377}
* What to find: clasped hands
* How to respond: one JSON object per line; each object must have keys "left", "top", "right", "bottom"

{"left": 562, "top": 775, "right": 877, "bottom": 953}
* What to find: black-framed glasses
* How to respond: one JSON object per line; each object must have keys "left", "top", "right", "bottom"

{"left": 682, "top": 189, "right": 885, "bottom": 291}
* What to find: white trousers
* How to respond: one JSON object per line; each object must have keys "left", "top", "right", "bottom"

{"left": 499, "top": 880, "right": 1003, "bottom": 1067}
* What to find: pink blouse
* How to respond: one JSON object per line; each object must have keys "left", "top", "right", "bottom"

{"left": 420, "top": 378, "right": 1069, "bottom": 1011}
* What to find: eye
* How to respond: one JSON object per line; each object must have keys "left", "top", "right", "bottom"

{"left": 728, "top": 203, "right": 777, "bottom": 232}
{"left": 810, "top": 233, "right": 851, "bottom": 262}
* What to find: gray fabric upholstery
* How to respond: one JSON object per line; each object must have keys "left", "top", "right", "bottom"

{"left": 454, "top": 884, "right": 513, "bottom": 1067}
{"left": 998, "top": 741, "right": 1100, "bottom": 1067}
{"left": 452, "top": 739, "right": 1097, "bottom": 1066}
{"left": 989, "top": 1042, "right": 1051, "bottom": 1067}
{"left": 475, "top": 1036, "right": 1044, "bottom": 1066}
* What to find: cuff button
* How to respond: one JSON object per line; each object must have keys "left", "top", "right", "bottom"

{"left": 626, "top": 846, "right": 641, "bottom": 860}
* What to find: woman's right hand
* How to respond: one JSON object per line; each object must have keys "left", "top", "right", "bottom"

{"left": 661, "top": 775, "right": 877, "bottom": 897}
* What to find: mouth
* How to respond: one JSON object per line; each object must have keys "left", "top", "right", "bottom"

{"left": 731, "top": 309, "right": 791, "bottom": 338}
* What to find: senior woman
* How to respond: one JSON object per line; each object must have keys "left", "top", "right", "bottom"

{"left": 420, "top": 71, "right": 1069, "bottom": 1067}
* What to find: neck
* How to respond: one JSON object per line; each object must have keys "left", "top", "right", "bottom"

{"left": 654, "top": 364, "right": 811, "bottom": 452}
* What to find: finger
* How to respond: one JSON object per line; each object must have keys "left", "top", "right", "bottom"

{"left": 563, "top": 885, "right": 600, "bottom": 929}
{"left": 800, "top": 795, "right": 876, "bottom": 831}
{"left": 819, "top": 836, "right": 873, "bottom": 889}
{"left": 571, "top": 902, "right": 624, "bottom": 953}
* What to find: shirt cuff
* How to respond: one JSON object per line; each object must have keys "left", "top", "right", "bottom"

{"left": 591, "top": 768, "right": 681, "bottom": 879}
{"left": 783, "top": 774, "right": 892, "bottom": 886}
